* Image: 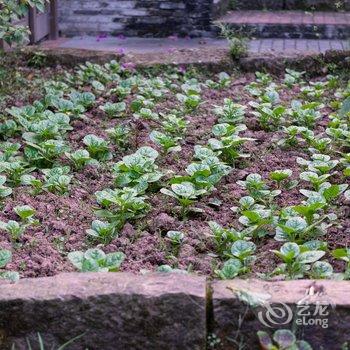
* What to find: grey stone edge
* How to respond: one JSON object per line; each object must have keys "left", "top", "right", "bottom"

{"left": 0, "top": 273, "right": 350, "bottom": 349}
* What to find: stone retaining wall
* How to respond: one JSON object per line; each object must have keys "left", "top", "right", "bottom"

{"left": 0, "top": 273, "right": 207, "bottom": 350}
{"left": 0, "top": 273, "right": 350, "bottom": 349}
{"left": 58, "top": 0, "right": 227, "bottom": 37}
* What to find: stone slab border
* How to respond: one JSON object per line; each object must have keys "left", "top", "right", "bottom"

{"left": 0, "top": 273, "right": 349, "bottom": 349}
{"left": 18, "top": 46, "right": 350, "bottom": 75}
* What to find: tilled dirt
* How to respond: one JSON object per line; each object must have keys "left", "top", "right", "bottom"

{"left": 0, "top": 66, "right": 349, "bottom": 278}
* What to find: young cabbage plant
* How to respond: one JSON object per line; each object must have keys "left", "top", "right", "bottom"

{"left": 176, "top": 82, "right": 202, "bottom": 112}
{"left": 343, "top": 166, "right": 350, "bottom": 177}
{"left": 91, "top": 80, "right": 105, "bottom": 92}
{"left": 283, "top": 69, "right": 305, "bottom": 88}
{"left": 86, "top": 220, "right": 117, "bottom": 244}
{"left": 275, "top": 216, "right": 320, "bottom": 243}
{"left": 255, "top": 72, "right": 272, "bottom": 86}
{"left": 237, "top": 173, "right": 281, "bottom": 205}
{"left": 193, "top": 145, "right": 217, "bottom": 160}
{"left": 309, "top": 260, "right": 334, "bottom": 279}
{"left": 0, "top": 160, "right": 35, "bottom": 186}
{"left": 99, "top": 102, "right": 126, "bottom": 118}
{"left": 205, "top": 72, "right": 231, "bottom": 90}
{"left": 161, "top": 113, "right": 188, "bottom": 136}
{"left": 326, "top": 74, "right": 339, "bottom": 89}
{"left": 74, "top": 61, "right": 119, "bottom": 86}
{"left": 42, "top": 166, "right": 72, "bottom": 195}
{"left": 69, "top": 91, "right": 96, "bottom": 109}
{"left": 288, "top": 100, "right": 323, "bottom": 128}
{"left": 271, "top": 242, "right": 326, "bottom": 279}
{"left": 278, "top": 125, "right": 308, "bottom": 148}
{"left": 113, "top": 146, "right": 163, "bottom": 193}
{"left": 300, "top": 182, "right": 348, "bottom": 206}
{"left": 299, "top": 171, "right": 331, "bottom": 191}
{"left": 157, "top": 265, "right": 188, "bottom": 274}
{"left": 109, "top": 85, "right": 132, "bottom": 100}
{"left": 133, "top": 107, "right": 159, "bottom": 120}
{"left": 0, "top": 220, "right": 26, "bottom": 241}
{"left": 209, "top": 221, "right": 252, "bottom": 255}
{"left": 0, "top": 175, "right": 12, "bottom": 199}
{"left": 6, "top": 104, "right": 37, "bottom": 121}
{"left": 0, "top": 249, "right": 19, "bottom": 282}
{"left": 300, "top": 81, "right": 327, "bottom": 100}
{"left": 14, "top": 205, "right": 38, "bottom": 225}
{"left": 0, "top": 142, "right": 21, "bottom": 162}
{"left": 277, "top": 197, "right": 340, "bottom": 242}
{"left": 166, "top": 230, "right": 185, "bottom": 245}
{"left": 138, "top": 86, "right": 166, "bottom": 101}
{"left": 257, "top": 329, "right": 312, "bottom": 350}
{"left": 21, "top": 113, "right": 72, "bottom": 143}
{"left": 83, "top": 134, "right": 112, "bottom": 161}
{"left": 149, "top": 130, "right": 181, "bottom": 154}
{"left": 226, "top": 240, "right": 256, "bottom": 267}
{"left": 291, "top": 201, "right": 327, "bottom": 226}
{"left": 176, "top": 93, "right": 201, "bottom": 112}
{"left": 325, "top": 122, "right": 349, "bottom": 148}
{"left": 160, "top": 182, "right": 207, "bottom": 218}
{"left": 238, "top": 209, "right": 275, "bottom": 238}
{"left": 340, "top": 153, "right": 350, "bottom": 177}
{"left": 170, "top": 157, "right": 231, "bottom": 192}
{"left": 297, "top": 154, "right": 339, "bottom": 175}
{"left": 332, "top": 248, "right": 350, "bottom": 280}
{"left": 180, "top": 80, "right": 202, "bottom": 95}
{"left": 305, "top": 135, "right": 332, "bottom": 155}
{"left": 215, "top": 240, "right": 256, "bottom": 279}
{"left": 0, "top": 205, "right": 37, "bottom": 242}
{"left": 68, "top": 248, "right": 125, "bottom": 272}
{"left": 95, "top": 187, "right": 150, "bottom": 229}
{"left": 230, "top": 195, "right": 265, "bottom": 215}
{"left": 213, "top": 99, "right": 246, "bottom": 125}
{"left": 215, "top": 258, "right": 246, "bottom": 279}
{"left": 251, "top": 104, "right": 286, "bottom": 130}
{"left": 20, "top": 174, "right": 43, "bottom": 195}
{"left": 51, "top": 98, "right": 86, "bottom": 119}
{"left": 0, "top": 119, "right": 18, "bottom": 138}
{"left": 24, "top": 139, "right": 70, "bottom": 168}
{"left": 130, "top": 95, "right": 155, "bottom": 113}
{"left": 208, "top": 123, "right": 254, "bottom": 164}
{"left": 269, "top": 169, "right": 297, "bottom": 189}
{"left": 106, "top": 124, "right": 131, "bottom": 149}
{"left": 66, "top": 149, "right": 97, "bottom": 170}
{"left": 138, "top": 77, "right": 168, "bottom": 100}
{"left": 166, "top": 230, "right": 185, "bottom": 256}
{"left": 260, "top": 88, "right": 280, "bottom": 105}
{"left": 245, "top": 82, "right": 262, "bottom": 97}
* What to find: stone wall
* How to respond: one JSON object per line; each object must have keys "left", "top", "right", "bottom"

{"left": 1, "top": 273, "right": 350, "bottom": 349}
{"left": 58, "top": 0, "right": 220, "bottom": 37}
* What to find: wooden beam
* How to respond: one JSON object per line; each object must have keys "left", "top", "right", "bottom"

{"left": 28, "top": 7, "right": 37, "bottom": 44}
{"left": 49, "top": 0, "right": 59, "bottom": 40}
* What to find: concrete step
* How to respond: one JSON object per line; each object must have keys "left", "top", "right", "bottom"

{"left": 40, "top": 36, "right": 349, "bottom": 57}
{"left": 215, "top": 11, "right": 350, "bottom": 39}
{"left": 231, "top": 0, "right": 350, "bottom": 11}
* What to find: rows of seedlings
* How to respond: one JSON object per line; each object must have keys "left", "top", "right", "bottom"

{"left": 0, "top": 60, "right": 349, "bottom": 281}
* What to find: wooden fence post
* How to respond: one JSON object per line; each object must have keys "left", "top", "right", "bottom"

{"left": 28, "top": 6, "right": 37, "bottom": 44}
{"left": 49, "top": 0, "right": 59, "bottom": 40}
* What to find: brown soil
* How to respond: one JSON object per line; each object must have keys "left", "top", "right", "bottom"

{"left": 0, "top": 62, "right": 349, "bottom": 279}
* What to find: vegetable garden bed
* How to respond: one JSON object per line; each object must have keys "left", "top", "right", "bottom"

{"left": 0, "top": 54, "right": 349, "bottom": 283}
